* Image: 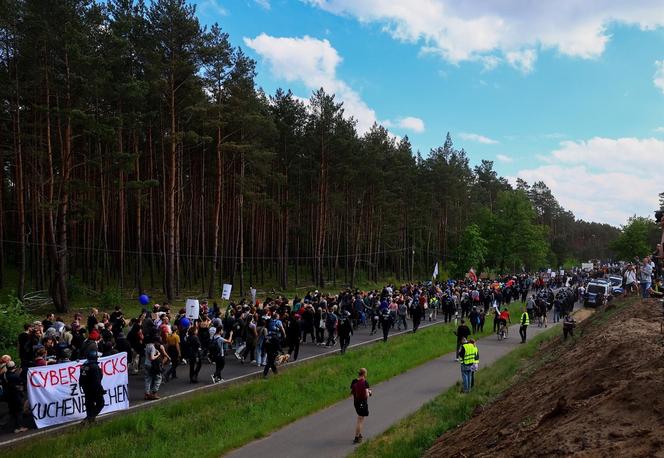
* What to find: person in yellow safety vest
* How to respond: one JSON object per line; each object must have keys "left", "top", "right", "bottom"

{"left": 519, "top": 307, "right": 530, "bottom": 343}
{"left": 458, "top": 338, "right": 479, "bottom": 393}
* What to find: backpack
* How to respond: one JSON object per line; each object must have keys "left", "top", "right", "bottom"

{"left": 79, "top": 363, "right": 92, "bottom": 388}
{"left": 208, "top": 336, "right": 222, "bottom": 358}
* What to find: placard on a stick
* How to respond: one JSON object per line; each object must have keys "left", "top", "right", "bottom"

{"left": 222, "top": 283, "right": 232, "bottom": 300}
{"left": 185, "top": 298, "right": 200, "bottom": 320}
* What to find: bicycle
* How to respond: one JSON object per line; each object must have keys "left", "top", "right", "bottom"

{"left": 497, "top": 322, "right": 508, "bottom": 340}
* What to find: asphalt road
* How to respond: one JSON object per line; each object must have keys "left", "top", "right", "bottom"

{"left": 0, "top": 312, "right": 455, "bottom": 445}
{"left": 225, "top": 312, "right": 563, "bottom": 458}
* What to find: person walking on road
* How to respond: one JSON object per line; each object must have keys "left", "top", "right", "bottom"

{"left": 380, "top": 307, "right": 393, "bottom": 342}
{"left": 338, "top": 311, "right": 353, "bottom": 354}
{"left": 458, "top": 338, "right": 478, "bottom": 393}
{"left": 79, "top": 350, "right": 106, "bottom": 423}
{"left": 184, "top": 327, "right": 202, "bottom": 383}
{"left": 351, "top": 367, "right": 372, "bottom": 444}
{"left": 210, "top": 327, "right": 232, "bottom": 384}
{"left": 519, "top": 307, "right": 530, "bottom": 343}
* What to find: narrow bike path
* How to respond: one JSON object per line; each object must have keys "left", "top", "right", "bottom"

{"left": 226, "top": 319, "right": 559, "bottom": 458}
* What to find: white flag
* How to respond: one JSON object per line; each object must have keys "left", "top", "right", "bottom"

{"left": 432, "top": 262, "right": 439, "bottom": 279}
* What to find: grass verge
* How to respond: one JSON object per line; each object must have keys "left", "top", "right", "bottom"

{"left": 349, "top": 325, "right": 562, "bottom": 458}
{"left": 6, "top": 302, "right": 524, "bottom": 458}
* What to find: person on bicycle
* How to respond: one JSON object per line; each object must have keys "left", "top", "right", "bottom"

{"left": 498, "top": 308, "right": 511, "bottom": 337}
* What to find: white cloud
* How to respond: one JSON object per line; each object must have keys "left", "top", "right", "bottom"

{"left": 197, "top": 0, "right": 228, "bottom": 17}
{"left": 459, "top": 132, "right": 499, "bottom": 144}
{"left": 513, "top": 137, "right": 664, "bottom": 225}
{"left": 655, "top": 126, "right": 664, "bottom": 133}
{"left": 254, "top": 0, "right": 271, "bottom": 9}
{"left": 398, "top": 116, "right": 425, "bottom": 133}
{"left": 505, "top": 49, "right": 537, "bottom": 74}
{"left": 304, "top": 0, "right": 664, "bottom": 72}
{"left": 654, "top": 60, "right": 664, "bottom": 94}
{"left": 496, "top": 154, "right": 513, "bottom": 163}
{"left": 244, "top": 34, "right": 378, "bottom": 133}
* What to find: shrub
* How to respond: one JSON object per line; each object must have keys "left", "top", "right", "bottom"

{"left": 0, "top": 294, "right": 32, "bottom": 361}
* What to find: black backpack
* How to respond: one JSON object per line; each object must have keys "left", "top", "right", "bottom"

{"left": 208, "top": 337, "right": 221, "bottom": 358}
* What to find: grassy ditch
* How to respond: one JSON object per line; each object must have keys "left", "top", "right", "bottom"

{"left": 6, "top": 303, "right": 524, "bottom": 458}
{"left": 350, "top": 326, "right": 562, "bottom": 458}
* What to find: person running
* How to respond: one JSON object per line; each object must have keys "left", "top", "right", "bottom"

{"left": 79, "top": 350, "right": 105, "bottom": 423}
{"left": 351, "top": 368, "right": 372, "bottom": 444}
{"left": 519, "top": 306, "right": 529, "bottom": 343}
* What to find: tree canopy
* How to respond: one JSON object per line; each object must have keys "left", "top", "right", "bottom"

{"left": 0, "top": 0, "right": 621, "bottom": 309}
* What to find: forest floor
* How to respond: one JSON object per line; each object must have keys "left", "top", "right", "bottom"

{"left": 425, "top": 296, "right": 664, "bottom": 458}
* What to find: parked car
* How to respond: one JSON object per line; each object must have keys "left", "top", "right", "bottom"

{"left": 607, "top": 275, "right": 624, "bottom": 296}
{"left": 584, "top": 280, "right": 611, "bottom": 307}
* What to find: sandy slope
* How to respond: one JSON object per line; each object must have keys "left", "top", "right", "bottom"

{"left": 425, "top": 298, "right": 664, "bottom": 458}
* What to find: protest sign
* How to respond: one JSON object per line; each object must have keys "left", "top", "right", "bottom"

{"left": 222, "top": 283, "right": 232, "bottom": 300}
{"left": 186, "top": 298, "right": 200, "bottom": 320}
{"left": 27, "top": 352, "right": 129, "bottom": 428}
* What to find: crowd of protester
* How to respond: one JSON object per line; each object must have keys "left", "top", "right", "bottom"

{"left": 0, "top": 269, "right": 604, "bottom": 434}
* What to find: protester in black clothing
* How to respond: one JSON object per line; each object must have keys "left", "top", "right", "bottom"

{"left": 300, "top": 305, "right": 315, "bottom": 343}
{"left": 338, "top": 311, "right": 354, "bottom": 353}
{"left": 1, "top": 361, "right": 28, "bottom": 433}
{"left": 410, "top": 299, "right": 423, "bottom": 333}
{"left": 454, "top": 319, "right": 471, "bottom": 360}
{"left": 286, "top": 314, "right": 301, "bottom": 361}
{"left": 263, "top": 335, "right": 279, "bottom": 378}
{"left": 443, "top": 295, "right": 455, "bottom": 323}
{"left": 468, "top": 307, "right": 480, "bottom": 334}
{"left": 87, "top": 308, "right": 99, "bottom": 333}
{"left": 184, "top": 327, "right": 202, "bottom": 383}
{"left": 79, "top": 351, "right": 106, "bottom": 423}
{"left": 380, "top": 308, "right": 393, "bottom": 342}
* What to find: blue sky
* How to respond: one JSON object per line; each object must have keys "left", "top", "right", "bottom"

{"left": 195, "top": 0, "right": 664, "bottom": 227}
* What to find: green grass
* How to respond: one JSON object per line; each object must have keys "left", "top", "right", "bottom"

{"left": 348, "top": 299, "right": 638, "bottom": 458}
{"left": 7, "top": 302, "right": 525, "bottom": 458}
{"left": 349, "top": 326, "right": 562, "bottom": 458}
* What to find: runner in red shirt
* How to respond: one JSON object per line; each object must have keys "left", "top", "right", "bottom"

{"left": 351, "top": 367, "right": 372, "bottom": 444}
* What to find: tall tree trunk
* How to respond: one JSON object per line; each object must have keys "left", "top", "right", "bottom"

{"left": 165, "top": 72, "right": 177, "bottom": 301}
{"left": 209, "top": 124, "right": 222, "bottom": 298}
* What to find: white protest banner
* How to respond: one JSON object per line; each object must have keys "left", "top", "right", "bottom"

{"left": 27, "top": 352, "right": 129, "bottom": 429}
{"left": 222, "top": 283, "right": 232, "bottom": 300}
{"left": 186, "top": 298, "right": 200, "bottom": 320}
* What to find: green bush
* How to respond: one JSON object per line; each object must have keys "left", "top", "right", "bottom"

{"left": 99, "top": 287, "right": 123, "bottom": 310}
{"left": 0, "top": 294, "right": 32, "bottom": 360}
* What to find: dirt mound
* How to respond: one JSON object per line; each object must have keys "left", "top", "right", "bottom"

{"left": 425, "top": 299, "right": 664, "bottom": 458}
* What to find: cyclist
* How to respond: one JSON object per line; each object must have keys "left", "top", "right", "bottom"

{"left": 498, "top": 307, "right": 511, "bottom": 338}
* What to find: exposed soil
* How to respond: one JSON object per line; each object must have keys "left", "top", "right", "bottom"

{"left": 425, "top": 298, "right": 664, "bottom": 458}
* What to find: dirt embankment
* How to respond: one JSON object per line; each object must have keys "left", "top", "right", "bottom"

{"left": 426, "top": 299, "right": 664, "bottom": 458}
